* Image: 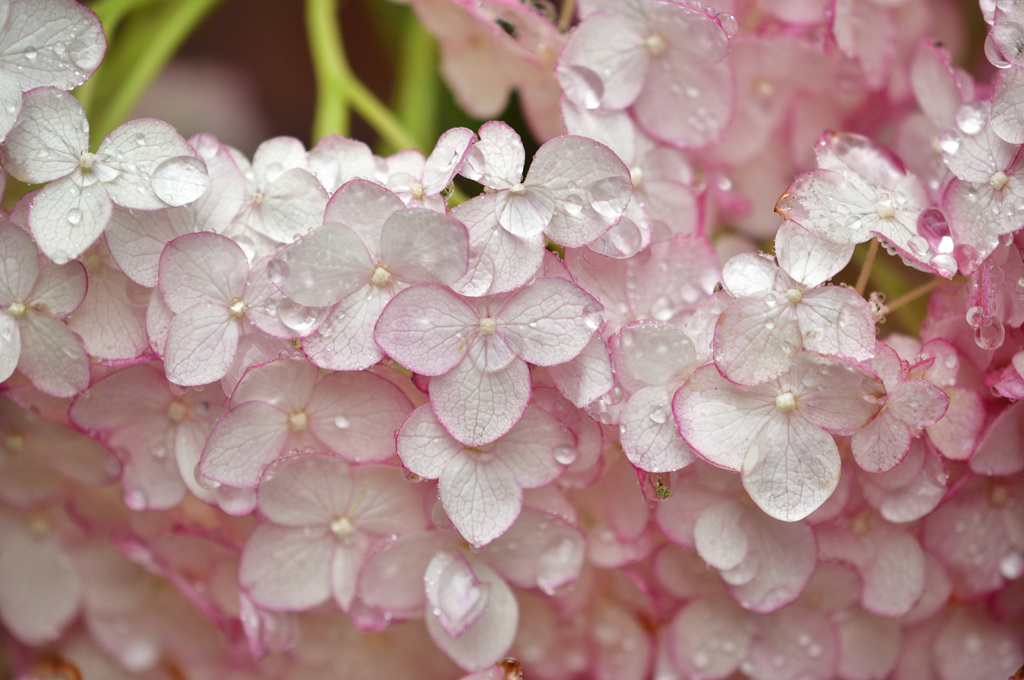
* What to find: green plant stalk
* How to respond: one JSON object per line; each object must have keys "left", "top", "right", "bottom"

{"left": 388, "top": 12, "right": 440, "bottom": 153}
{"left": 86, "top": 0, "right": 224, "bottom": 146}
{"left": 306, "top": 0, "right": 421, "bottom": 151}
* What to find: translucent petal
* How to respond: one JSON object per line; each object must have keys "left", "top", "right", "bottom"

{"left": 238, "top": 524, "right": 332, "bottom": 611}
{"left": 28, "top": 176, "right": 111, "bottom": 264}
{"left": 430, "top": 357, "right": 531, "bottom": 447}
{"left": 0, "top": 87, "right": 85, "bottom": 183}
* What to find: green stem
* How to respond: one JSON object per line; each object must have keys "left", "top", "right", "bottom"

{"left": 305, "top": 0, "right": 421, "bottom": 151}
{"left": 87, "top": 0, "right": 224, "bottom": 146}
{"left": 306, "top": 0, "right": 350, "bottom": 140}
{"left": 389, "top": 13, "right": 439, "bottom": 153}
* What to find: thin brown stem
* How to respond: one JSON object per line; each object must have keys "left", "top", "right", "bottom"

{"left": 885, "top": 278, "right": 941, "bottom": 313}
{"left": 558, "top": 0, "right": 577, "bottom": 31}
{"left": 855, "top": 239, "right": 879, "bottom": 296}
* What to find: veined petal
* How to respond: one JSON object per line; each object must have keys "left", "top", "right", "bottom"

{"left": 105, "top": 205, "right": 195, "bottom": 288}
{"left": 492, "top": 405, "right": 571, "bottom": 488}
{"left": 163, "top": 304, "right": 240, "bottom": 386}
{"left": 16, "top": 312, "right": 87, "bottom": 397}
{"left": 239, "top": 524, "right": 333, "bottom": 611}
{"left": 257, "top": 454, "right": 352, "bottom": 526}
{"left": 0, "top": 221, "right": 39, "bottom": 303}
{"left": 430, "top": 357, "right": 531, "bottom": 447}
{"left": 0, "top": 314, "right": 19, "bottom": 382}
{"left": 374, "top": 284, "right": 478, "bottom": 376}
{"left": 0, "top": 0, "right": 105, "bottom": 90}
{"left": 0, "top": 87, "right": 85, "bottom": 183}
{"left": 741, "top": 413, "right": 841, "bottom": 522}
{"left": 460, "top": 121, "right": 524, "bottom": 188}
{"left": 791, "top": 353, "right": 885, "bottom": 434}
{"left": 28, "top": 257, "right": 86, "bottom": 318}
{"left": 99, "top": 119, "right": 201, "bottom": 210}
{"left": 381, "top": 208, "right": 469, "bottom": 286}
{"left": 775, "top": 220, "right": 855, "bottom": 288}
{"left": 555, "top": 13, "right": 648, "bottom": 111}
{"left": 302, "top": 286, "right": 388, "bottom": 371}
{"left": 796, "top": 286, "right": 876, "bottom": 361}
{"left": 29, "top": 177, "right": 111, "bottom": 265}
{"left": 231, "top": 357, "right": 318, "bottom": 411}
{"left": 248, "top": 168, "right": 328, "bottom": 244}
{"left": 721, "top": 252, "right": 777, "bottom": 298}
{"left": 398, "top": 405, "right": 465, "bottom": 479}
{"left": 621, "top": 385, "right": 696, "bottom": 473}
{"left": 158, "top": 232, "right": 248, "bottom": 313}
{"left": 440, "top": 452, "right": 522, "bottom": 547}
{"left": 198, "top": 400, "right": 289, "bottom": 488}
{"left": 714, "top": 297, "right": 801, "bottom": 385}
{"left": 498, "top": 277, "right": 601, "bottom": 366}
{"left": 421, "top": 126, "right": 475, "bottom": 194}
{"left": 269, "top": 221, "right": 373, "bottom": 308}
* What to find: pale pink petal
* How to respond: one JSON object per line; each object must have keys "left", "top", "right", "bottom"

{"left": 269, "top": 221, "right": 374, "bottom": 308}
{"left": 482, "top": 507, "right": 585, "bottom": 594}
{"left": 358, "top": 530, "right": 453, "bottom": 619}
{"left": 909, "top": 41, "right": 963, "bottom": 129}
{"left": 67, "top": 263, "right": 148, "bottom": 360}
{"left": 331, "top": 540, "right": 366, "bottom": 610}
{"left": 0, "top": 314, "right": 19, "bottom": 381}
{"left": 721, "top": 252, "right": 776, "bottom": 297}
{"left": 305, "top": 371, "right": 410, "bottom": 463}
{"left": 0, "top": 220, "right": 39, "bottom": 303}
{"left": 397, "top": 404, "right": 465, "bottom": 479}
{"left": 851, "top": 407, "right": 912, "bottom": 473}
{"left": 440, "top": 451, "right": 522, "bottom": 547}
{"left": 460, "top": 121, "right": 524, "bottom": 188}
{"left": 163, "top": 304, "right": 239, "bottom": 386}
{"left": 197, "top": 400, "right": 288, "bottom": 488}
{"left": 836, "top": 609, "right": 900, "bottom": 680}
{"left": 992, "top": 66, "right": 1024, "bottom": 144}
{"left": 745, "top": 605, "right": 837, "bottom": 680}
{"left": 926, "top": 386, "right": 984, "bottom": 461}
{"left": 158, "top": 232, "right": 248, "bottom": 312}
{"left": 374, "top": 284, "right": 478, "bottom": 375}
{"left": 104, "top": 205, "right": 194, "bottom": 288}
{"left": 16, "top": 312, "right": 88, "bottom": 397}
{"left": 425, "top": 555, "right": 518, "bottom": 672}
{"left": 498, "top": 277, "right": 601, "bottom": 366}
{"left": 421, "top": 126, "right": 476, "bottom": 194}
{"left": 231, "top": 356, "right": 317, "bottom": 410}
{"left": 0, "top": 0, "right": 105, "bottom": 90}
{"left": 862, "top": 439, "right": 947, "bottom": 522}
{"left": 492, "top": 405, "right": 570, "bottom": 488}
{"left": 797, "top": 286, "right": 876, "bottom": 360}
{"left": 247, "top": 168, "right": 329, "bottom": 244}
{"left": 238, "top": 524, "right": 333, "bottom": 611}
{"left": 778, "top": 169, "right": 874, "bottom": 244}
{"left": 932, "top": 607, "right": 1024, "bottom": 680}
{"left": 861, "top": 525, "right": 926, "bottom": 617}
{"left": 29, "top": 177, "right": 111, "bottom": 264}
{"left": 714, "top": 298, "right": 800, "bottom": 385}
{"left": 556, "top": 13, "right": 647, "bottom": 110}
{"left": 430, "top": 357, "right": 531, "bottom": 447}
{"left": 618, "top": 320, "right": 697, "bottom": 388}
{"left": 742, "top": 413, "right": 841, "bottom": 522}
{"left": 547, "top": 333, "right": 614, "bottom": 407}
{"left": 792, "top": 353, "right": 885, "bottom": 434}
{"left": 256, "top": 454, "right": 352, "bottom": 526}
{"left": 99, "top": 119, "right": 203, "bottom": 210}
{"left": 730, "top": 511, "right": 816, "bottom": 613}
{"left": 970, "top": 400, "right": 1024, "bottom": 475}
{"left": 775, "top": 220, "right": 856, "bottom": 287}
{"left": 621, "top": 385, "right": 696, "bottom": 473}
{"left": 694, "top": 501, "right": 748, "bottom": 571}
{"left": 348, "top": 465, "right": 428, "bottom": 534}
{"left": 381, "top": 208, "right": 469, "bottom": 285}
{"left": 0, "top": 87, "right": 85, "bottom": 183}
{"left": 667, "top": 597, "right": 752, "bottom": 679}
{"left": 29, "top": 257, "right": 86, "bottom": 318}
{"left": 302, "top": 285, "right": 389, "bottom": 371}
{"left": 450, "top": 193, "right": 546, "bottom": 297}
{"left": 0, "top": 71, "right": 17, "bottom": 140}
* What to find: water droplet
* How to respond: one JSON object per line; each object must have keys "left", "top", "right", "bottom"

{"left": 152, "top": 156, "right": 209, "bottom": 206}
{"left": 24, "top": 49, "right": 37, "bottom": 60}
{"left": 276, "top": 299, "right": 318, "bottom": 333}
{"left": 649, "top": 407, "right": 669, "bottom": 424}
{"left": 563, "top": 194, "right": 584, "bottom": 217}
{"left": 938, "top": 131, "right": 961, "bottom": 154}
{"left": 69, "top": 33, "right": 103, "bottom": 71}
{"left": 134, "top": 133, "right": 147, "bottom": 146}
{"left": 929, "top": 253, "right": 958, "bottom": 277}
{"left": 66, "top": 208, "right": 82, "bottom": 225}
{"left": 582, "top": 301, "right": 603, "bottom": 331}
{"left": 693, "top": 651, "right": 711, "bottom": 669}
{"left": 807, "top": 643, "right": 823, "bottom": 658}
{"left": 587, "top": 177, "right": 629, "bottom": 220}
{"left": 966, "top": 305, "right": 986, "bottom": 328}
{"left": 907, "top": 235, "right": 929, "bottom": 256}
{"left": 974, "top": 316, "right": 1005, "bottom": 349}
{"left": 553, "top": 445, "right": 577, "bottom": 465}
{"left": 333, "top": 414, "right": 350, "bottom": 429}
{"left": 955, "top": 101, "right": 988, "bottom": 135}
{"left": 559, "top": 64, "right": 603, "bottom": 109}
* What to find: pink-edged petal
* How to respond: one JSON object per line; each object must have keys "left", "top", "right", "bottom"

{"left": 730, "top": 511, "right": 816, "bottom": 613}
{"left": 673, "top": 363, "right": 776, "bottom": 471}
{"left": 992, "top": 66, "right": 1024, "bottom": 144}
{"left": 16, "top": 313, "right": 87, "bottom": 397}
{"left": 860, "top": 526, "right": 926, "bottom": 617}
{"left": 926, "top": 386, "right": 984, "bottom": 461}
{"left": 163, "top": 305, "right": 239, "bottom": 386}
{"left": 694, "top": 501, "right": 748, "bottom": 571}
{"left": 778, "top": 169, "right": 874, "bottom": 244}
{"left": 0, "top": 70, "right": 17, "bottom": 140}
{"left": 158, "top": 232, "right": 247, "bottom": 312}
{"left": 67, "top": 262, "right": 147, "bottom": 360}
{"left": 430, "top": 357, "right": 531, "bottom": 447}
{"left": 306, "top": 370, "right": 412, "bottom": 464}
{"left": 547, "top": 333, "right": 614, "bottom": 407}
{"left": 556, "top": 13, "right": 647, "bottom": 110}
{"left": 0, "top": 220, "right": 38, "bottom": 303}
{"left": 492, "top": 405, "right": 570, "bottom": 488}
{"left": 0, "top": 87, "right": 85, "bottom": 183}
{"left": 721, "top": 252, "right": 777, "bottom": 297}
{"left": 231, "top": 356, "right": 317, "bottom": 409}
{"left": 0, "top": 516, "right": 80, "bottom": 645}
{"left": 104, "top": 205, "right": 194, "bottom": 288}
{"left": 498, "top": 277, "right": 601, "bottom": 366}
{"left": 668, "top": 597, "right": 752, "bottom": 679}
{"left": 238, "top": 524, "right": 333, "bottom": 611}
{"left": 714, "top": 297, "right": 800, "bottom": 385}
{"left": 374, "top": 283, "right": 477, "bottom": 375}
{"left": 746, "top": 606, "right": 837, "bottom": 680}
{"left": 971, "top": 400, "right": 1024, "bottom": 476}
{"left": 302, "top": 286, "right": 388, "bottom": 371}
{"left": 482, "top": 508, "right": 585, "bottom": 594}
{"left": 269, "top": 221, "right": 374, "bottom": 307}
{"left": 742, "top": 413, "right": 841, "bottom": 522}
{"left": 348, "top": 465, "right": 428, "bottom": 534}
{"left": 789, "top": 353, "right": 884, "bottom": 433}
{"left": 397, "top": 404, "right": 464, "bottom": 479}
{"left": 0, "top": 0, "right": 105, "bottom": 90}
{"left": 850, "top": 408, "right": 911, "bottom": 473}
{"left": 381, "top": 209, "right": 469, "bottom": 285}
{"left": 775, "top": 220, "right": 856, "bottom": 288}
{"left": 29, "top": 257, "right": 86, "bottom": 318}
{"left": 618, "top": 320, "right": 697, "bottom": 387}
{"left": 257, "top": 454, "right": 352, "bottom": 526}
{"left": 450, "top": 194, "right": 545, "bottom": 297}
{"left": 29, "top": 177, "right": 111, "bottom": 264}
{"left": 330, "top": 540, "right": 366, "bottom": 610}
{"left": 862, "top": 440, "right": 947, "bottom": 522}
{"left": 461, "top": 121, "right": 524, "bottom": 188}
{"left": 198, "top": 400, "right": 289, "bottom": 488}
{"left": 621, "top": 385, "right": 696, "bottom": 473}
{"left": 422, "top": 126, "right": 476, "bottom": 194}
{"left": 529, "top": 136, "right": 632, "bottom": 248}
{"left": 440, "top": 451, "right": 521, "bottom": 547}
{"left": 425, "top": 555, "right": 518, "bottom": 672}
{"left": 358, "top": 530, "right": 453, "bottom": 619}
{"left": 797, "top": 286, "right": 876, "bottom": 360}
{"left": 249, "top": 168, "right": 329, "bottom": 244}
{"left": 99, "top": 119, "right": 202, "bottom": 210}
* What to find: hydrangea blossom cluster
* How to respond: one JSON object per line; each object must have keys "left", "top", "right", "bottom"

{"left": 1, "top": 0, "right": 1023, "bottom": 678}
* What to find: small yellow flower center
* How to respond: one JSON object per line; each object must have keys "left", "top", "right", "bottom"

{"left": 7, "top": 301, "right": 27, "bottom": 318}
{"left": 4, "top": 433, "right": 24, "bottom": 453}
{"left": 78, "top": 152, "right": 96, "bottom": 170}
{"left": 629, "top": 166, "right": 644, "bottom": 189}
{"left": 409, "top": 182, "right": 426, "bottom": 200}
{"left": 990, "top": 170, "right": 1010, "bottom": 191}
{"left": 371, "top": 266, "right": 392, "bottom": 287}
{"left": 875, "top": 199, "right": 896, "bottom": 219}
{"left": 509, "top": 182, "right": 526, "bottom": 195}
{"left": 479, "top": 317, "right": 497, "bottom": 335}
{"left": 785, "top": 288, "right": 803, "bottom": 305}
{"left": 166, "top": 401, "right": 188, "bottom": 424}
{"left": 775, "top": 391, "right": 797, "bottom": 412}
{"left": 330, "top": 516, "right": 354, "bottom": 537}
{"left": 228, "top": 297, "right": 246, "bottom": 318}
{"left": 289, "top": 410, "right": 308, "bottom": 431}
{"left": 645, "top": 32, "right": 667, "bottom": 54}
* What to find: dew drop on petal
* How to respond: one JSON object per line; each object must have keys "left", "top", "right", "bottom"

{"left": 999, "top": 550, "right": 1024, "bottom": 579}
{"left": 587, "top": 178, "right": 628, "bottom": 220}
{"left": 930, "top": 253, "right": 958, "bottom": 277}
{"left": 966, "top": 305, "right": 986, "bottom": 327}
{"left": 276, "top": 299, "right": 318, "bottom": 333}
{"left": 267, "top": 257, "right": 290, "bottom": 289}
{"left": 559, "top": 65, "right": 604, "bottom": 109}
{"left": 582, "top": 302, "right": 603, "bottom": 331}
{"left": 24, "top": 49, "right": 37, "bottom": 60}
{"left": 564, "top": 194, "right": 584, "bottom": 217}
{"left": 649, "top": 406, "right": 669, "bottom": 424}
{"left": 66, "top": 208, "right": 82, "bottom": 225}
{"left": 152, "top": 156, "right": 210, "bottom": 206}
{"left": 955, "top": 101, "right": 988, "bottom": 135}
{"left": 693, "top": 651, "right": 711, "bottom": 669}
{"left": 69, "top": 33, "right": 104, "bottom": 72}
{"left": 974, "top": 316, "right": 1005, "bottom": 349}
{"left": 937, "top": 131, "right": 961, "bottom": 154}
{"left": 553, "top": 445, "right": 577, "bottom": 465}
{"left": 333, "top": 414, "right": 351, "bottom": 429}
